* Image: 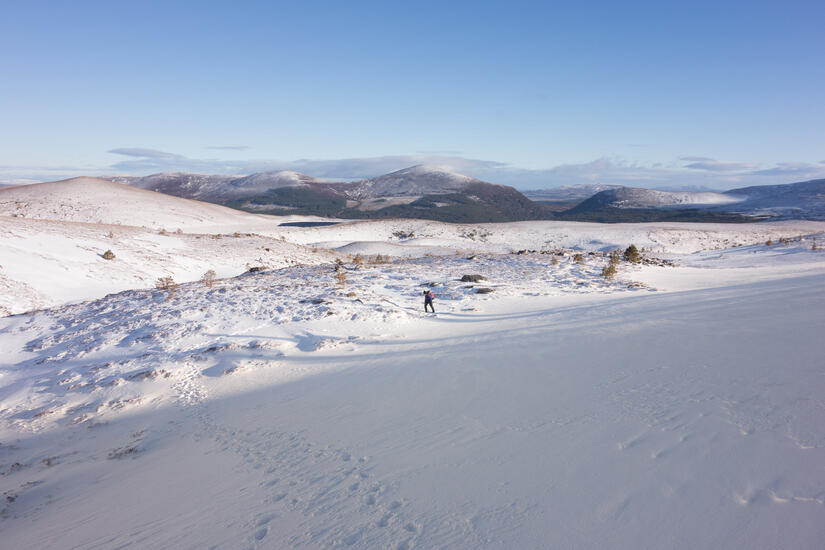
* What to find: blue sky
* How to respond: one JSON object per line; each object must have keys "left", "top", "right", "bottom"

{"left": 1, "top": 0, "right": 824, "bottom": 189}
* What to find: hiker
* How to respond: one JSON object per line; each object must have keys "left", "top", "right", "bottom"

{"left": 423, "top": 289, "right": 435, "bottom": 313}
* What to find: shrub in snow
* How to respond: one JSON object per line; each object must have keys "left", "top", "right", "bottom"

{"left": 353, "top": 254, "right": 363, "bottom": 266}
{"left": 335, "top": 271, "right": 346, "bottom": 286}
{"left": 601, "top": 263, "right": 617, "bottom": 278}
{"left": 102, "top": 250, "right": 115, "bottom": 260}
{"left": 623, "top": 245, "right": 641, "bottom": 263}
{"left": 201, "top": 270, "right": 216, "bottom": 288}
{"left": 573, "top": 253, "right": 584, "bottom": 264}
{"left": 461, "top": 274, "right": 487, "bottom": 282}
{"left": 551, "top": 256, "right": 559, "bottom": 266}
{"left": 155, "top": 276, "right": 177, "bottom": 291}
{"left": 765, "top": 239, "right": 773, "bottom": 246}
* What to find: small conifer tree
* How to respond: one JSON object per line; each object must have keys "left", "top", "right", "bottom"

{"left": 623, "top": 244, "right": 641, "bottom": 263}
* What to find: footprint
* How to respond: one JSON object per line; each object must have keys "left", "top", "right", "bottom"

{"left": 253, "top": 527, "right": 268, "bottom": 541}
{"left": 377, "top": 513, "right": 392, "bottom": 528}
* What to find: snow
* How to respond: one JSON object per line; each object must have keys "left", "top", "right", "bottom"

{"left": 351, "top": 165, "right": 477, "bottom": 198}
{"left": 598, "top": 187, "right": 745, "bottom": 208}
{"left": 2, "top": 182, "right": 825, "bottom": 548}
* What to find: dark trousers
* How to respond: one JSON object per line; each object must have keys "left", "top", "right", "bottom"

{"left": 424, "top": 299, "right": 434, "bottom": 312}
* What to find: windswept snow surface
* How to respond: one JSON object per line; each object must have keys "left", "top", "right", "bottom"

{"left": 1, "top": 235, "right": 825, "bottom": 549}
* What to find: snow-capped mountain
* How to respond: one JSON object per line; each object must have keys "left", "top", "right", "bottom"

{"left": 568, "top": 179, "right": 825, "bottom": 220}
{"left": 110, "top": 172, "right": 237, "bottom": 200}
{"left": 109, "top": 166, "right": 547, "bottom": 222}
{"left": 348, "top": 165, "right": 478, "bottom": 199}
{"left": 571, "top": 187, "right": 744, "bottom": 210}
{"left": 227, "top": 170, "right": 322, "bottom": 194}
{"left": 724, "top": 179, "right": 825, "bottom": 219}
{"left": 112, "top": 170, "right": 327, "bottom": 201}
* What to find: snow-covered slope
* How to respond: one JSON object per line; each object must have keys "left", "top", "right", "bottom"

{"left": 278, "top": 218, "right": 825, "bottom": 255}
{"left": 725, "top": 178, "right": 825, "bottom": 219}
{"left": 110, "top": 172, "right": 237, "bottom": 200}
{"left": 3, "top": 203, "right": 824, "bottom": 315}
{"left": 226, "top": 170, "right": 320, "bottom": 194}
{"left": 569, "top": 180, "right": 825, "bottom": 220}
{"left": 575, "top": 186, "right": 745, "bottom": 209}
{"left": 0, "top": 177, "right": 281, "bottom": 231}
{"left": 115, "top": 170, "right": 330, "bottom": 200}
{"left": 349, "top": 165, "right": 478, "bottom": 199}
{"left": 0, "top": 216, "right": 337, "bottom": 316}
{"left": 1, "top": 238, "right": 824, "bottom": 548}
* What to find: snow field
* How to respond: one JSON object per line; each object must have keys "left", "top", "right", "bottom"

{"left": 2, "top": 187, "right": 825, "bottom": 549}
{"left": 0, "top": 245, "right": 823, "bottom": 548}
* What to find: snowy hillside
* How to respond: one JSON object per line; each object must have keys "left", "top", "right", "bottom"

{"left": 567, "top": 180, "right": 825, "bottom": 220}
{"left": 575, "top": 186, "right": 744, "bottom": 209}
{"left": 0, "top": 177, "right": 287, "bottom": 231}
{"left": 1, "top": 236, "right": 825, "bottom": 548}
{"left": 110, "top": 172, "right": 237, "bottom": 200}
{"left": 349, "top": 165, "right": 477, "bottom": 199}
{"left": 0, "top": 216, "right": 336, "bottom": 316}
{"left": 725, "top": 178, "right": 825, "bottom": 219}
{"left": 115, "top": 170, "right": 332, "bottom": 200}
{"left": 4, "top": 192, "right": 823, "bottom": 316}
{"left": 227, "top": 170, "right": 321, "bottom": 194}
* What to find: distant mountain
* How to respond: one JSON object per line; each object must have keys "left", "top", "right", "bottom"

{"left": 570, "top": 187, "right": 744, "bottom": 210}
{"left": 562, "top": 179, "right": 825, "bottom": 222}
{"left": 723, "top": 179, "right": 825, "bottom": 219}
{"left": 350, "top": 165, "right": 476, "bottom": 199}
{"left": 112, "top": 165, "right": 556, "bottom": 223}
{"left": 523, "top": 184, "right": 623, "bottom": 203}
{"left": 110, "top": 172, "right": 236, "bottom": 200}
{"left": 104, "top": 170, "right": 825, "bottom": 223}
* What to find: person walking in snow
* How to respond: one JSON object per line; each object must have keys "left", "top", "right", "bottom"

{"left": 423, "top": 289, "right": 435, "bottom": 313}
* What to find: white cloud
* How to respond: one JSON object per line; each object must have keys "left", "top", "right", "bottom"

{"left": 109, "top": 148, "right": 185, "bottom": 160}
{"left": 4, "top": 150, "right": 825, "bottom": 191}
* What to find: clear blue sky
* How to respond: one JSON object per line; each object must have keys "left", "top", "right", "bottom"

{"left": 2, "top": 0, "right": 824, "bottom": 189}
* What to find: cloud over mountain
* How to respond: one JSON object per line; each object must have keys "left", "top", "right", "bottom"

{"left": 4, "top": 149, "right": 825, "bottom": 191}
